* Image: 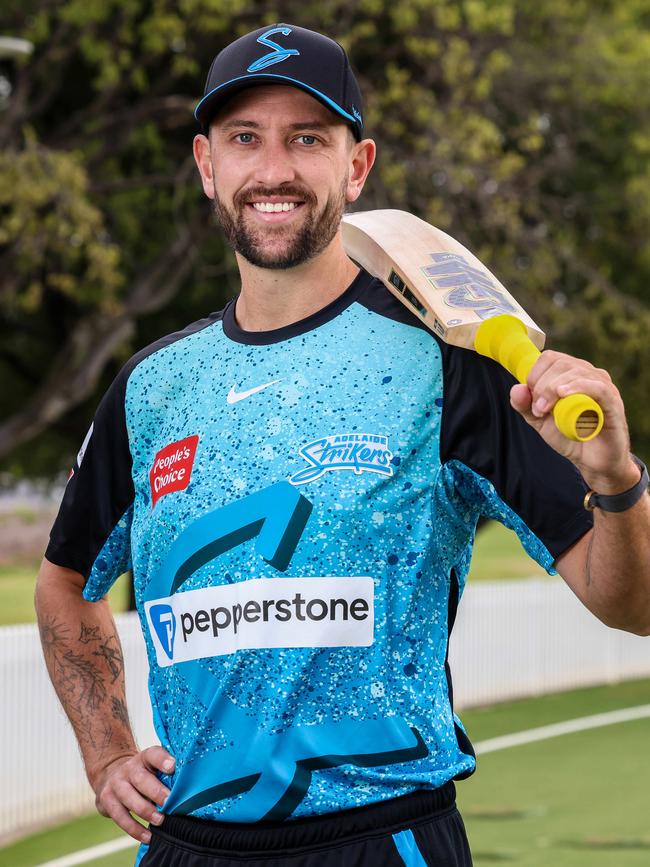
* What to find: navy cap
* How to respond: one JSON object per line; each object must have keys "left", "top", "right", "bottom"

{"left": 195, "top": 24, "right": 364, "bottom": 140}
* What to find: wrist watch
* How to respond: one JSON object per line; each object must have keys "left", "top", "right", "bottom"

{"left": 584, "top": 454, "right": 649, "bottom": 512}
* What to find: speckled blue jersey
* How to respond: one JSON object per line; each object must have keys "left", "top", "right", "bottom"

{"left": 47, "top": 270, "right": 592, "bottom": 823}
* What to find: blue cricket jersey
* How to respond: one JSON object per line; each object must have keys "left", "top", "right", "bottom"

{"left": 47, "top": 269, "right": 593, "bottom": 822}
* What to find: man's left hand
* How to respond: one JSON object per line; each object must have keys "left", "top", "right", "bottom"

{"left": 509, "top": 350, "right": 639, "bottom": 494}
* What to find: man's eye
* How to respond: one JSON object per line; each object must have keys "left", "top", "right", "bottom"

{"left": 236, "top": 133, "right": 255, "bottom": 144}
{"left": 297, "top": 135, "right": 317, "bottom": 145}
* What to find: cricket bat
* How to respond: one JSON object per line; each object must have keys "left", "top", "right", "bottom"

{"left": 341, "top": 209, "right": 603, "bottom": 442}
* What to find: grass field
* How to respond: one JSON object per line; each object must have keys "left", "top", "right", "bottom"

{"left": 2, "top": 679, "right": 649, "bottom": 866}
{"left": 0, "top": 520, "right": 545, "bottom": 626}
{"left": 459, "top": 680, "right": 650, "bottom": 866}
{"left": 0, "top": 564, "right": 131, "bottom": 626}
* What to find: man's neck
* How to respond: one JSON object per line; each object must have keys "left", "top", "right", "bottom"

{"left": 233, "top": 233, "right": 360, "bottom": 332}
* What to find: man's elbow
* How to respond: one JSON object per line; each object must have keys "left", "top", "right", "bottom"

{"left": 34, "top": 557, "right": 87, "bottom": 610}
{"left": 629, "top": 617, "right": 650, "bottom": 638}
{"left": 598, "top": 607, "right": 650, "bottom": 637}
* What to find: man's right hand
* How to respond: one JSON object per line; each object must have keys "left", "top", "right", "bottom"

{"left": 92, "top": 746, "right": 175, "bottom": 843}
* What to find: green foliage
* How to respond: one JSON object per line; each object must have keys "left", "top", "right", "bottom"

{"left": 0, "top": 145, "right": 122, "bottom": 315}
{"left": 0, "top": 0, "right": 649, "bottom": 475}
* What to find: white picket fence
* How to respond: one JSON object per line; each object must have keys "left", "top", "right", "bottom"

{"left": 0, "top": 614, "right": 156, "bottom": 843}
{"left": 449, "top": 579, "right": 650, "bottom": 706}
{"left": 1, "top": 579, "right": 649, "bottom": 841}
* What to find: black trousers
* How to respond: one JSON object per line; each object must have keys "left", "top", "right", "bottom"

{"left": 140, "top": 784, "right": 473, "bottom": 866}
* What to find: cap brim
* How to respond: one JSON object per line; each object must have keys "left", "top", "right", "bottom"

{"left": 195, "top": 73, "right": 359, "bottom": 133}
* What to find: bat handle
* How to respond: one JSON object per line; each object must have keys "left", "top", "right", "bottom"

{"left": 474, "top": 315, "right": 604, "bottom": 442}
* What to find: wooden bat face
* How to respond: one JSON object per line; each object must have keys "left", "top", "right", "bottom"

{"left": 341, "top": 209, "right": 545, "bottom": 351}
{"left": 342, "top": 209, "right": 604, "bottom": 441}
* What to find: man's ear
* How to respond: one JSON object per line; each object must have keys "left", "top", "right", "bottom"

{"left": 193, "top": 132, "right": 216, "bottom": 200}
{"left": 346, "top": 138, "right": 376, "bottom": 204}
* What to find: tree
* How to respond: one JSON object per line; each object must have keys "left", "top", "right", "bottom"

{"left": 1, "top": 0, "right": 649, "bottom": 478}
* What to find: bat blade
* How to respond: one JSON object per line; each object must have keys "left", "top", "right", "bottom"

{"left": 341, "top": 209, "right": 545, "bottom": 351}
{"left": 342, "top": 209, "right": 604, "bottom": 442}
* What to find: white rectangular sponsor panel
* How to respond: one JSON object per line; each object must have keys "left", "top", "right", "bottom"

{"left": 145, "top": 576, "right": 374, "bottom": 667}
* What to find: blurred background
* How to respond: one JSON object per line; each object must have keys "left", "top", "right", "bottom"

{"left": 1, "top": 1, "right": 649, "bottom": 865}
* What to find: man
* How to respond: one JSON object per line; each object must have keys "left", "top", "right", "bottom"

{"left": 36, "top": 23, "right": 650, "bottom": 867}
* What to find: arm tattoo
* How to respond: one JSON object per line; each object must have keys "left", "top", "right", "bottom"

{"left": 60, "top": 649, "right": 107, "bottom": 711}
{"left": 79, "top": 623, "right": 101, "bottom": 643}
{"left": 111, "top": 696, "right": 130, "bottom": 727}
{"left": 39, "top": 616, "right": 131, "bottom": 758}
{"left": 92, "top": 636, "right": 124, "bottom": 683}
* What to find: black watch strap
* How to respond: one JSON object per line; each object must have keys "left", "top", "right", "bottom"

{"left": 584, "top": 454, "right": 649, "bottom": 513}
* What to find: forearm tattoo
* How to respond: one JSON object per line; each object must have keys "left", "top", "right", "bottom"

{"left": 39, "top": 618, "right": 132, "bottom": 757}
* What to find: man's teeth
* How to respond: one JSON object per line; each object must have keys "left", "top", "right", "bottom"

{"left": 252, "top": 202, "right": 299, "bottom": 213}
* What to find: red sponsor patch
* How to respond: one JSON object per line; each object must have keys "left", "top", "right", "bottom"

{"left": 150, "top": 435, "right": 199, "bottom": 508}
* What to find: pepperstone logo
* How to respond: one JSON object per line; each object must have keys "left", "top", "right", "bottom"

{"left": 150, "top": 435, "right": 199, "bottom": 508}
{"left": 289, "top": 433, "right": 394, "bottom": 485}
{"left": 144, "top": 577, "right": 374, "bottom": 668}
{"left": 149, "top": 603, "right": 176, "bottom": 661}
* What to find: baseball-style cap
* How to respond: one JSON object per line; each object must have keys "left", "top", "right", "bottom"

{"left": 194, "top": 24, "right": 364, "bottom": 140}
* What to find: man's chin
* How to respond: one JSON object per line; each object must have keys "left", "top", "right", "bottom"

{"left": 233, "top": 224, "right": 317, "bottom": 269}
{"left": 238, "top": 247, "right": 314, "bottom": 270}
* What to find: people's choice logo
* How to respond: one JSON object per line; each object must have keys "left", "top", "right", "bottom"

{"left": 290, "top": 433, "right": 394, "bottom": 485}
{"left": 145, "top": 577, "right": 373, "bottom": 668}
{"left": 150, "top": 435, "right": 199, "bottom": 508}
{"left": 248, "top": 26, "right": 300, "bottom": 72}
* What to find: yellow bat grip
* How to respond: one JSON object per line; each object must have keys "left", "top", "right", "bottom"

{"left": 474, "top": 315, "right": 604, "bottom": 442}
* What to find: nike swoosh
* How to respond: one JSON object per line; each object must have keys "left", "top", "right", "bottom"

{"left": 227, "top": 380, "right": 281, "bottom": 404}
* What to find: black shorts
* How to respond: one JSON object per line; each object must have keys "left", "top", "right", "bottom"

{"left": 140, "top": 783, "right": 473, "bottom": 866}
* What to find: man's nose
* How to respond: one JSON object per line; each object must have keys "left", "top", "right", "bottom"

{"left": 253, "top": 141, "right": 297, "bottom": 188}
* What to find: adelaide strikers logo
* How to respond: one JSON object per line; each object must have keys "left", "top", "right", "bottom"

{"left": 289, "top": 433, "right": 394, "bottom": 485}
{"left": 247, "top": 26, "right": 300, "bottom": 72}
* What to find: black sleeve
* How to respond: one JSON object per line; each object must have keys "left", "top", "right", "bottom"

{"left": 439, "top": 344, "right": 594, "bottom": 560}
{"left": 45, "top": 366, "right": 134, "bottom": 586}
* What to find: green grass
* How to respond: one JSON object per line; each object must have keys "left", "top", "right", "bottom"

{"left": 0, "top": 564, "right": 44, "bottom": 625}
{"left": 467, "top": 520, "right": 548, "bottom": 582}
{"left": 0, "top": 519, "right": 546, "bottom": 626}
{"left": 461, "top": 678, "right": 650, "bottom": 742}
{"left": 0, "top": 813, "right": 137, "bottom": 867}
{"left": 0, "top": 564, "right": 130, "bottom": 626}
{"left": 459, "top": 679, "right": 650, "bottom": 865}
{"left": 460, "top": 719, "right": 650, "bottom": 865}
{"left": 2, "top": 680, "right": 648, "bottom": 866}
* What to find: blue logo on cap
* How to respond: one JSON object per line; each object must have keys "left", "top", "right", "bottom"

{"left": 248, "top": 26, "right": 300, "bottom": 72}
{"left": 150, "top": 604, "right": 176, "bottom": 661}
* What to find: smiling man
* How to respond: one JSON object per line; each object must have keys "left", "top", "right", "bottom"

{"left": 203, "top": 87, "right": 359, "bottom": 272}
{"left": 36, "top": 21, "right": 650, "bottom": 867}
{"left": 194, "top": 83, "right": 370, "bottom": 329}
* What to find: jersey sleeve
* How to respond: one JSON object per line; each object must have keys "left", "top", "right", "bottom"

{"left": 45, "top": 367, "right": 135, "bottom": 600}
{"left": 439, "top": 344, "right": 594, "bottom": 572}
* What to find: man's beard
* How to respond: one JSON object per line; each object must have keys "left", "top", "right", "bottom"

{"left": 211, "top": 176, "right": 348, "bottom": 270}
